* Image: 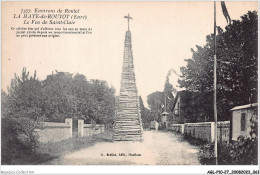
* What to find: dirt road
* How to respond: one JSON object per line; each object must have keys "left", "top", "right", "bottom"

{"left": 46, "top": 131, "right": 201, "bottom": 165}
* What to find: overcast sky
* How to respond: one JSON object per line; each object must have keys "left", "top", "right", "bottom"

{"left": 2, "top": 1, "right": 258, "bottom": 107}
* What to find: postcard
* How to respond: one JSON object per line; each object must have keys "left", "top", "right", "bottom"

{"left": 1, "top": 1, "right": 259, "bottom": 174}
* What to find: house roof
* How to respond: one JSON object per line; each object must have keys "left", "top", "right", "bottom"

{"left": 230, "top": 103, "right": 258, "bottom": 111}
{"left": 171, "top": 91, "right": 181, "bottom": 111}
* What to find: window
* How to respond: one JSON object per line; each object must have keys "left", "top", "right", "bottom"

{"left": 241, "top": 113, "right": 246, "bottom": 131}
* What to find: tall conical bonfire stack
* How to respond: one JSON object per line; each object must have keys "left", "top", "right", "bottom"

{"left": 113, "top": 16, "right": 142, "bottom": 141}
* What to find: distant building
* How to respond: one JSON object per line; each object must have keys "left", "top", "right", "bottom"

{"left": 172, "top": 90, "right": 202, "bottom": 123}
{"left": 231, "top": 103, "right": 258, "bottom": 141}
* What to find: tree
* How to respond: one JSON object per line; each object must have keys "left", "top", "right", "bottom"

{"left": 88, "top": 79, "right": 115, "bottom": 126}
{"left": 42, "top": 71, "right": 76, "bottom": 122}
{"left": 42, "top": 71, "right": 115, "bottom": 126}
{"left": 147, "top": 91, "right": 164, "bottom": 122}
{"left": 163, "top": 71, "right": 175, "bottom": 120}
{"left": 2, "top": 68, "right": 116, "bottom": 164}
{"left": 1, "top": 90, "right": 8, "bottom": 118}
{"left": 2, "top": 68, "right": 45, "bottom": 164}
{"left": 179, "top": 11, "right": 258, "bottom": 121}
{"left": 7, "top": 68, "right": 44, "bottom": 120}
{"left": 139, "top": 96, "right": 151, "bottom": 127}
{"left": 71, "top": 73, "right": 92, "bottom": 122}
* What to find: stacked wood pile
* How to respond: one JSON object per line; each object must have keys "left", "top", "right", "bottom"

{"left": 113, "top": 31, "right": 143, "bottom": 141}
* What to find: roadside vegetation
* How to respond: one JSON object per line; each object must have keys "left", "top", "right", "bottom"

{"left": 177, "top": 118, "right": 258, "bottom": 165}
{"left": 1, "top": 68, "right": 115, "bottom": 165}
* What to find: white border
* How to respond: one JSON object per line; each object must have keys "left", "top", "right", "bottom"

{"left": 0, "top": 0, "right": 259, "bottom": 174}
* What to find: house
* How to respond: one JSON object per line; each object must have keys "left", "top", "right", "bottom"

{"left": 171, "top": 90, "right": 202, "bottom": 123}
{"left": 230, "top": 103, "right": 258, "bottom": 141}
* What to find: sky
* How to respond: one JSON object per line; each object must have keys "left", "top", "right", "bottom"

{"left": 2, "top": 1, "right": 258, "bottom": 107}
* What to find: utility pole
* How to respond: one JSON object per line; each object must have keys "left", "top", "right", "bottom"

{"left": 165, "top": 93, "right": 167, "bottom": 112}
{"left": 213, "top": 1, "right": 218, "bottom": 165}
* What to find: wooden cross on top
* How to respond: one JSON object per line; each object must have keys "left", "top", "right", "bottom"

{"left": 124, "top": 14, "right": 133, "bottom": 31}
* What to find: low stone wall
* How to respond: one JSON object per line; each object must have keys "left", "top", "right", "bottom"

{"left": 169, "top": 121, "right": 230, "bottom": 143}
{"left": 167, "top": 124, "right": 185, "bottom": 134}
{"left": 78, "top": 119, "right": 105, "bottom": 137}
{"left": 184, "top": 122, "right": 215, "bottom": 142}
{"left": 35, "top": 118, "right": 72, "bottom": 143}
{"left": 217, "top": 121, "right": 230, "bottom": 143}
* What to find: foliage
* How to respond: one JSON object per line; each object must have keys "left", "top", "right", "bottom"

{"left": 1, "top": 90, "right": 8, "bottom": 118}
{"left": 199, "top": 117, "right": 258, "bottom": 165}
{"left": 175, "top": 90, "right": 211, "bottom": 123}
{"left": 7, "top": 68, "right": 44, "bottom": 120}
{"left": 179, "top": 11, "right": 258, "bottom": 121}
{"left": 4, "top": 69, "right": 116, "bottom": 125}
{"left": 88, "top": 79, "right": 115, "bottom": 125}
{"left": 2, "top": 68, "right": 116, "bottom": 164}
{"left": 42, "top": 71, "right": 75, "bottom": 122}
{"left": 219, "top": 116, "right": 258, "bottom": 165}
{"left": 147, "top": 68, "right": 178, "bottom": 123}
{"left": 2, "top": 68, "right": 44, "bottom": 164}
{"left": 41, "top": 71, "right": 115, "bottom": 126}
{"left": 163, "top": 74, "right": 175, "bottom": 120}
{"left": 147, "top": 91, "right": 164, "bottom": 122}
{"left": 139, "top": 96, "right": 151, "bottom": 127}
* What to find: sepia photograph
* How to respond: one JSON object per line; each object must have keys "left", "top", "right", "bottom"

{"left": 1, "top": 1, "right": 259, "bottom": 174}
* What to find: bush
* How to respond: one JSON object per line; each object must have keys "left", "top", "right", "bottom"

{"left": 220, "top": 117, "right": 257, "bottom": 165}
{"left": 1, "top": 117, "right": 43, "bottom": 164}
{"left": 198, "top": 119, "right": 258, "bottom": 165}
{"left": 224, "top": 136, "right": 257, "bottom": 164}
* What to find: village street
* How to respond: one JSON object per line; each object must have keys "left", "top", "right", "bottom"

{"left": 45, "top": 131, "right": 201, "bottom": 165}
